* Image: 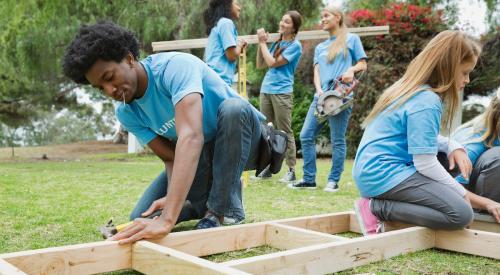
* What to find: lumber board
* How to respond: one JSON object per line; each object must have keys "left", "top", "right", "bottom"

{"left": 435, "top": 229, "right": 500, "bottom": 259}
{"left": 152, "top": 26, "right": 389, "bottom": 51}
{"left": 0, "top": 241, "right": 131, "bottom": 275}
{"left": 265, "top": 223, "right": 347, "bottom": 250}
{"left": 0, "top": 258, "right": 26, "bottom": 275}
{"left": 132, "top": 241, "right": 249, "bottom": 275}
{"left": 154, "top": 223, "right": 267, "bottom": 257}
{"left": 222, "top": 227, "right": 435, "bottom": 274}
{"left": 275, "top": 211, "right": 351, "bottom": 234}
{"left": 467, "top": 220, "right": 500, "bottom": 233}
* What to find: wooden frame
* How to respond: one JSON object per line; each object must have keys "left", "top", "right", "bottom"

{"left": 1, "top": 211, "right": 498, "bottom": 275}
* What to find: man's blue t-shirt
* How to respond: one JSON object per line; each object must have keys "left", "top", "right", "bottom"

{"left": 204, "top": 17, "right": 238, "bottom": 86}
{"left": 260, "top": 40, "right": 302, "bottom": 94}
{"left": 314, "top": 33, "right": 367, "bottom": 92}
{"left": 116, "top": 52, "right": 256, "bottom": 145}
{"left": 452, "top": 126, "right": 500, "bottom": 184}
{"left": 353, "top": 89, "right": 443, "bottom": 197}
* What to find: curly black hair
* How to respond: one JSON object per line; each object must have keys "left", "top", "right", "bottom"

{"left": 203, "top": 0, "right": 233, "bottom": 35}
{"left": 62, "top": 21, "right": 140, "bottom": 84}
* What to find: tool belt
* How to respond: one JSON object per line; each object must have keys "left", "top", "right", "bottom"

{"left": 256, "top": 123, "right": 288, "bottom": 176}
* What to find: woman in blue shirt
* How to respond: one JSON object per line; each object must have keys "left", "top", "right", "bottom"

{"left": 203, "top": 0, "right": 247, "bottom": 86}
{"left": 452, "top": 91, "right": 500, "bottom": 203}
{"left": 288, "top": 6, "right": 367, "bottom": 192}
{"left": 253, "top": 10, "right": 303, "bottom": 182}
{"left": 353, "top": 30, "right": 499, "bottom": 236}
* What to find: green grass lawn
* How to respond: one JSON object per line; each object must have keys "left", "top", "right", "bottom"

{"left": 0, "top": 155, "right": 498, "bottom": 274}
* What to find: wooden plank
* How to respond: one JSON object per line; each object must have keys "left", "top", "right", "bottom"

{"left": 154, "top": 223, "right": 267, "bottom": 257}
{"left": 133, "top": 241, "right": 249, "bottom": 275}
{"left": 435, "top": 229, "right": 500, "bottom": 259}
{"left": 467, "top": 220, "right": 500, "bottom": 233}
{"left": 0, "top": 241, "right": 131, "bottom": 275}
{"left": 265, "top": 223, "right": 347, "bottom": 250}
{"left": 223, "top": 227, "right": 435, "bottom": 274}
{"left": 0, "top": 258, "right": 26, "bottom": 275}
{"left": 275, "top": 212, "right": 351, "bottom": 234}
{"left": 152, "top": 26, "right": 389, "bottom": 51}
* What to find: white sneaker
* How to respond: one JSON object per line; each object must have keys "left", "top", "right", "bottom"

{"left": 323, "top": 181, "right": 339, "bottom": 192}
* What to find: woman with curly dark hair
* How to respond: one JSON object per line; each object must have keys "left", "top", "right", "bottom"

{"left": 62, "top": 21, "right": 265, "bottom": 243}
{"left": 203, "top": 0, "right": 246, "bottom": 86}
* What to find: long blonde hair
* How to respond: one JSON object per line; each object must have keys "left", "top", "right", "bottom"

{"left": 322, "top": 6, "right": 348, "bottom": 62}
{"left": 457, "top": 89, "right": 500, "bottom": 147}
{"left": 363, "top": 30, "right": 482, "bottom": 129}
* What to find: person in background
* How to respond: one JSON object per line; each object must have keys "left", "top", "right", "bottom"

{"left": 451, "top": 91, "right": 500, "bottom": 204}
{"left": 203, "top": 0, "right": 247, "bottom": 86}
{"left": 288, "top": 6, "right": 367, "bottom": 192}
{"left": 253, "top": 10, "right": 303, "bottom": 183}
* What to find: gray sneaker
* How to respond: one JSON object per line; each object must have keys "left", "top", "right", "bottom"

{"left": 323, "top": 181, "right": 339, "bottom": 192}
{"left": 222, "top": 216, "right": 245, "bottom": 226}
{"left": 251, "top": 166, "right": 272, "bottom": 180}
{"left": 279, "top": 170, "right": 296, "bottom": 183}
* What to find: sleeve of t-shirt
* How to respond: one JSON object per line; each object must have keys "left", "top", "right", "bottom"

{"left": 281, "top": 42, "right": 302, "bottom": 64}
{"left": 116, "top": 107, "right": 157, "bottom": 146}
{"left": 349, "top": 34, "right": 368, "bottom": 63}
{"left": 455, "top": 140, "right": 484, "bottom": 184}
{"left": 407, "top": 108, "right": 442, "bottom": 155}
{"left": 162, "top": 54, "right": 204, "bottom": 106}
{"left": 218, "top": 18, "right": 237, "bottom": 51}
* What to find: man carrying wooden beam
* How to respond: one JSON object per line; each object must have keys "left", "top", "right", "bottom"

{"left": 62, "top": 21, "right": 267, "bottom": 243}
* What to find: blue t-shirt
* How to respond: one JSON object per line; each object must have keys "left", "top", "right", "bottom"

{"left": 314, "top": 33, "right": 367, "bottom": 92}
{"left": 204, "top": 17, "right": 238, "bottom": 86}
{"left": 353, "top": 90, "right": 443, "bottom": 197}
{"left": 452, "top": 126, "right": 500, "bottom": 184}
{"left": 260, "top": 40, "right": 302, "bottom": 94}
{"left": 116, "top": 52, "right": 256, "bottom": 145}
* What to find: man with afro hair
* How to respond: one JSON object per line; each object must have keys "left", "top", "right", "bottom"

{"left": 63, "top": 21, "right": 265, "bottom": 243}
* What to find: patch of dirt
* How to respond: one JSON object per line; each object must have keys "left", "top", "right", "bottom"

{"left": 0, "top": 140, "right": 127, "bottom": 161}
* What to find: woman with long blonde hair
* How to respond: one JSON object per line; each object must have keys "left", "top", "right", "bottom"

{"left": 452, "top": 91, "right": 500, "bottom": 204}
{"left": 288, "top": 6, "right": 367, "bottom": 191}
{"left": 352, "top": 30, "right": 499, "bottom": 235}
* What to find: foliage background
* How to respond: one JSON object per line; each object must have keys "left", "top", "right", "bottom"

{"left": 0, "top": 0, "right": 498, "bottom": 157}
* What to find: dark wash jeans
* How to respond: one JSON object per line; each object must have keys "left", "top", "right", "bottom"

{"left": 130, "top": 98, "right": 262, "bottom": 222}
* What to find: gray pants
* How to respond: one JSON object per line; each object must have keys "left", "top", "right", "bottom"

{"left": 468, "top": 147, "right": 500, "bottom": 202}
{"left": 438, "top": 147, "right": 500, "bottom": 203}
{"left": 370, "top": 172, "right": 473, "bottom": 229}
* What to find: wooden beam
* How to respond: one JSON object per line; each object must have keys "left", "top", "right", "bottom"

{"left": 132, "top": 241, "right": 249, "bottom": 275}
{"left": 0, "top": 258, "right": 26, "bottom": 275}
{"left": 152, "top": 26, "right": 389, "bottom": 52}
{"left": 0, "top": 241, "right": 131, "bottom": 275}
{"left": 222, "top": 227, "right": 435, "bottom": 274}
{"left": 154, "top": 223, "right": 267, "bottom": 257}
{"left": 265, "top": 223, "right": 347, "bottom": 250}
{"left": 435, "top": 229, "right": 500, "bottom": 259}
{"left": 276, "top": 211, "right": 351, "bottom": 234}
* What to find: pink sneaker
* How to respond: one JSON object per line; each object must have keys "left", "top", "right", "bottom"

{"left": 354, "top": 198, "right": 380, "bottom": 236}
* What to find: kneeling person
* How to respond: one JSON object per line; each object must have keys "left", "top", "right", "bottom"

{"left": 62, "top": 21, "right": 263, "bottom": 243}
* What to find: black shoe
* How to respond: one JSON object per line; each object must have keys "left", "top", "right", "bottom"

{"left": 251, "top": 165, "right": 272, "bottom": 180}
{"left": 287, "top": 179, "right": 317, "bottom": 189}
{"left": 195, "top": 214, "right": 221, "bottom": 230}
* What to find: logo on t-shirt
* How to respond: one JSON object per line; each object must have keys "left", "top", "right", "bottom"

{"left": 156, "top": 118, "right": 176, "bottom": 136}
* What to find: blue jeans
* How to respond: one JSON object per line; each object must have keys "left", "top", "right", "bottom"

{"left": 299, "top": 96, "right": 352, "bottom": 183}
{"left": 130, "top": 98, "right": 262, "bottom": 222}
